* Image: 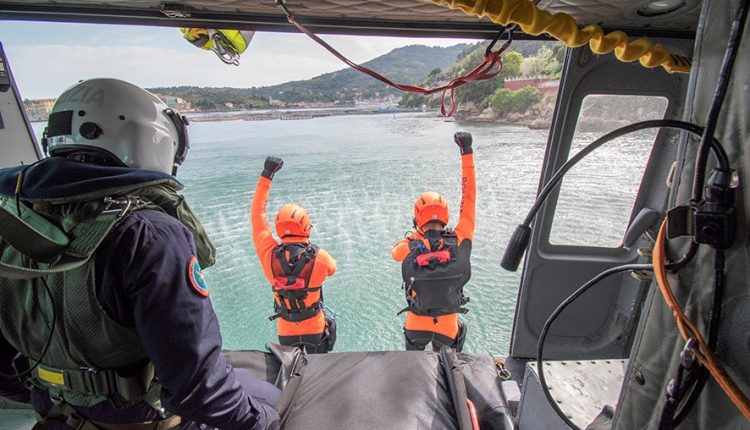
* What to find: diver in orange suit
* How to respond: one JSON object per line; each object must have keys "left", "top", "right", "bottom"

{"left": 251, "top": 156, "right": 337, "bottom": 353}
{"left": 391, "top": 132, "right": 475, "bottom": 352}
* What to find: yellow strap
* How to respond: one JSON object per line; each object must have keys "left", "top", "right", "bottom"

{"left": 429, "top": 0, "right": 691, "bottom": 74}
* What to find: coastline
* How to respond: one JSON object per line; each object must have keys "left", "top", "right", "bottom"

{"left": 185, "top": 106, "right": 411, "bottom": 122}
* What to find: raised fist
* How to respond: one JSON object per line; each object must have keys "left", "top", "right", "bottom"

{"left": 261, "top": 156, "right": 284, "bottom": 180}
{"left": 454, "top": 131, "right": 473, "bottom": 155}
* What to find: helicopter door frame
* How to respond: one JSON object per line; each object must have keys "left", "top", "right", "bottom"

{"left": 0, "top": 41, "right": 43, "bottom": 168}
{"left": 508, "top": 38, "right": 693, "bottom": 360}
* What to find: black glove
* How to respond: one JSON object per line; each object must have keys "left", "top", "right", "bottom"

{"left": 454, "top": 131, "right": 473, "bottom": 155}
{"left": 261, "top": 156, "right": 284, "bottom": 180}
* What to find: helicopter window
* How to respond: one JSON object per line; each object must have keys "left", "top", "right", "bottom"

{"left": 548, "top": 94, "right": 669, "bottom": 248}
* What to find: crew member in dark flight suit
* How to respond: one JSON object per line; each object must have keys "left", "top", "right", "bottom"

{"left": 251, "top": 156, "right": 337, "bottom": 353}
{"left": 391, "top": 132, "right": 476, "bottom": 352}
{"left": 0, "top": 78, "right": 281, "bottom": 430}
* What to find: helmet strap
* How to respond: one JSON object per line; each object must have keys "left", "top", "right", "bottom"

{"left": 64, "top": 149, "right": 125, "bottom": 167}
{"left": 164, "top": 108, "right": 190, "bottom": 175}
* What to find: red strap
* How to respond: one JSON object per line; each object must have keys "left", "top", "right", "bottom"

{"left": 466, "top": 399, "right": 480, "bottom": 430}
{"left": 277, "top": 1, "right": 511, "bottom": 117}
{"left": 416, "top": 250, "right": 452, "bottom": 266}
{"left": 272, "top": 276, "right": 306, "bottom": 290}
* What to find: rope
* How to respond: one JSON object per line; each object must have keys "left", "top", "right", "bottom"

{"left": 276, "top": 0, "right": 510, "bottom": 116}
{"left": 653, "top": 219, "right": 750, "bottom": 420}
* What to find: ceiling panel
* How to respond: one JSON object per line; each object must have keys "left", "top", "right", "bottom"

{"left": 0, "top": 0, "right": 701, "bottom": 37}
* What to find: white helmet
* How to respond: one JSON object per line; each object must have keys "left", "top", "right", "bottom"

{"left": 45, "top": 78, "right": 189, "bottom": 175}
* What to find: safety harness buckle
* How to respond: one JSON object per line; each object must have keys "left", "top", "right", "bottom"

{"left": 102, "top": 196, "right": 143, "bottom": 219}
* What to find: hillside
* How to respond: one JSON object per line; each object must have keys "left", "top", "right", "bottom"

{"left": 253, "top": 44, "right": 469, "bottom": 103}
{"left": 149, "top": 43, "right": 469, "bottom": 110}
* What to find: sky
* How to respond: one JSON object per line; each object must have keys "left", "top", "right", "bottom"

{"left": 0, "top": 21, "right": 476, "bottom": 99}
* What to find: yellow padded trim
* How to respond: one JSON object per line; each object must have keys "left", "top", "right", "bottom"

{"left": 430, "top": 0, "right": 691, "bottom": 74}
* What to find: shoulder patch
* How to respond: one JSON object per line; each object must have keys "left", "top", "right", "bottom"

{"left": 187, "top": 256, "right": 209, "bottom": 297}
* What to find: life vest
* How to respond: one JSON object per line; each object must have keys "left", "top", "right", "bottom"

{"left": 0, "top": 159, "right": 215, "bottom": 409}
{"left": 400, "top": 230, "right": 471, "bottom": 317}
{"left": 269, "top": 243, "right": 323, "bottom": 322}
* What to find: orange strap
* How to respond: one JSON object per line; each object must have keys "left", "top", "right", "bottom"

{"left": 466, "top": 399, "right": 480, "bottom": 430}
{"left": 653, "top": 220, "right": 750, "bottom": 420}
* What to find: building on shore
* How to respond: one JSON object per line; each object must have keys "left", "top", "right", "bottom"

{"left": 24, "top": 98, "right": 56, "bottom": 121}
{"left": 504, "top": 76, "right": 560, "bottom": 93}
{"left": 154, "top": 94, "right": 193, "bottom": 112}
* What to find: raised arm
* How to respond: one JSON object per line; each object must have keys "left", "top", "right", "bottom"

{"left": 251, "top": 156, "right": 284, "bottom": 282}
{"left": 453, "top": 132, "right": 476, "bottom": 243}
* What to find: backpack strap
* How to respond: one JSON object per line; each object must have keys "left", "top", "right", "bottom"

{"left": 441, "top": 229, "right": 458, "bottom": 248}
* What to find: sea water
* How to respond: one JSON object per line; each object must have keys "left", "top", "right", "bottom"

{"left": 31, "top": 112, "right": 652, "bottom": 355}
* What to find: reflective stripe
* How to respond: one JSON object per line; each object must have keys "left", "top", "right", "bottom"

{"left": 37, "top": 366, "right": 65, "bottom": 386}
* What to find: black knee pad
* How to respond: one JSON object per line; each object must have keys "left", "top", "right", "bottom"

{"left": 454, "top": 322, "right": 467, "bottom": 352}
{"left": 324, "top": 316, "right": 337, "bottom": 352}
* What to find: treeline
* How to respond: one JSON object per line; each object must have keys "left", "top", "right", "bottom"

{"left": 147, "top": 86, "right": 270, "bottom": 110}
{"left": 148, "top": 42, "right": 563, "bottom": 113}
{"left": 400, "top": 41, "right": 564, "bottom": 114}
{"left": 247, "top": 44, "right": 469, "bottom": 104}
{"left": 149, "top": 44, "right": 468, "bottom": 110}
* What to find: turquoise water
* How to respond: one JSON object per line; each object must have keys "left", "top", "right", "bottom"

{"left": 179, "top": 112, "right": 548, "bottom": 354}
{"left": 32, "top": 112, "right": 653, "bottom": 355}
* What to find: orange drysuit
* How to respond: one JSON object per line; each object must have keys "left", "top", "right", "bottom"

{"left": 251, "top": 176, "right": 336, "bottom": 336}
{"left": 391, "top": 152, "right": 476, "bottom": 339}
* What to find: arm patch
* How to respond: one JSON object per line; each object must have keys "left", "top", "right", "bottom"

{"left": 187, "top": 255, "right": 209, "bottom": 297}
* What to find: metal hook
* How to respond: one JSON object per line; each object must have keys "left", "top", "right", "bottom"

{"left": 485, "top": 25, "right": 514, "bottom": 56}
{"left": 210, "top": 32, "right": 241, "bottom": 66}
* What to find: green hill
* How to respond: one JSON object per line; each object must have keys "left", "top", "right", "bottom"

{"left": 254, "top": 44, "right": 470, "bottom": 103}
{"left": 149, "top": 43, "right": 469, "bottom": 109}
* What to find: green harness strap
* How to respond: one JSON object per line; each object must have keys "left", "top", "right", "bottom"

{"left": 0, "top": 180, "right": 214, "bottom": 409}
{"left": 34, "top": 361, "right": 161, "bottom": 409}
{"left": 0, "top": 200, "right": 130, "bottom": 280}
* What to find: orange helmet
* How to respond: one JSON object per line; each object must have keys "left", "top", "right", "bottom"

{"left": 413, "top": 191, "right": 449, "bottom": 231}
{"left": 275, "top": 203, "right": 312, "bottom": 238}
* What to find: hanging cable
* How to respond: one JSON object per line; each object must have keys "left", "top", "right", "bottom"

{"left": 691, "top": 0, "right": 749, "bottom": 203}
{"left": 536, "top": 263, "right": 654, "bottom": 430}
{"left": 275, "top": 0, "right": 512, "bottom": 116}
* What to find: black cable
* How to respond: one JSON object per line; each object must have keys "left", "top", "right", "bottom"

{"left": 691, "top": 0, "right": 749, "bottom": 203}
{"left": 536, "top": 263, "right": 654, "bottom": 430}
{"left": 661, "top": 3, "right": 748, "bottom": 424}
{"left": 672, "top": 370, "right": 708, "bottom": 425}
{"left": 0, "top": 273, "right": 56, "bottom": 381}
{"left": 665, "top": 241, "right": 697, "bottom": 271}
{"left": 707, "top": 249, "right": 725, "bottom": 351}
{"left": 667, "top": 248, "right": 727, "bottom": 426}
{"left": 523, "top": 120, "right": 727, "bottom": 227}
{"left": 502, "top": 120, "right": 728, "bottom": 272}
